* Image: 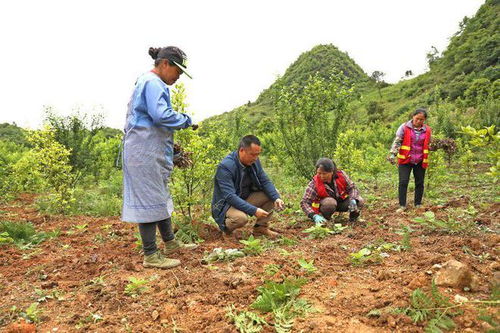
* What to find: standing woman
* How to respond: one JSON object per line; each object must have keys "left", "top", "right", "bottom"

{"left": 122, "top": 46, "right": 198, "bottom": 269}
{"left": 388, "top": 108, "right": 432, "bottom": 212}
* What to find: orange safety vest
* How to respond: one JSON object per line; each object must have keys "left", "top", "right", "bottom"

{"left": 397, "top": 125, "right": 431, "bottom": 169}
{"left": 311, "top": 172, "right": 349, "bottom": 213}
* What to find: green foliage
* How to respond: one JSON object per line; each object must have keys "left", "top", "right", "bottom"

{"left": 275, "top": 236, "right": 298, "bottom": 246}
{"left": 302, "top": 224, "right": 334, "bottom": 239}
{"left": 225, "top": 305, "right": 267, "bottom": 333}
{"left": 264, "top": 264, "right": 281, "bottom": 276}
{"left": 349, "top": 240, "right": 402, "bottom": 266}
{"left": 250, "top": 278, "right": 312, "bottom": 332}
{"left": 0, "top": 122, "right": 28, "bottom": 146}
{"left": 124, "top": 277, "right": 149, "bottom": 297}
{"left": 397, "top": 281, "right": 462, "bottom": 332}
{"left": 297, "top": 259, "right": 317, "bottom": 274}
{"left": 349, "top": 248, "right": 383, "bottom": 266}
{"left": 251, "top": 278, "right": 308, "bottom": 313}
{"left": 334, "top": 129, "right": 367, "bottom": 180}
{"left": 171, "top": 84, "right": 224, "bottom": 221}
{"left": 396, "top": 225, "right": 413, "bottom": 251}
{"left": 273, "top": 71, "right": 356, "bottom": 178}
{"left": 240, "top": 235, "right": 264, "bottom": 256}
{"left": 22, "top": 303, "right": 43, "bottom": 323}
{"left": 413, "top": 211, "right": 476, "bottom": 234}
{"left": 461, "top": 125, "right": 499, "bottom": 178}
{"left": 174, "top": 217, "right": 203, "bottom": 244}
{"left": 68, "top": 169, "right": 122, "bottom": 216}
{"left": 303, "top": 223, "right": 347, "bottom": 239}
{"left": 0, "top": 141, "right": 29, "bottom": 202}
{"left": 25, "top": 127, "right": 75, "bottom": 213}
{"left": 43, "top": 107, "right": 104, "bottom": 180}
{"left": 0, "top": 221, "right": 58, "bottom": 248}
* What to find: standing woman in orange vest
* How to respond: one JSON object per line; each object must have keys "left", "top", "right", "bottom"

{"left": 388, "top": 109, "right": 431, "bottom": 212}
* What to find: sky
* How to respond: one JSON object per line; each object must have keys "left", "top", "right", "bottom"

{"left": 0, "top": 0, "right": 485, "bottom": 129}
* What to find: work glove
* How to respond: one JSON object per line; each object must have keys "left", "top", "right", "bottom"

{"left": 313, "top": 214, "right": 327, "bottom": 225}
{"left": 387, "top": 154, "right": 396, "bottom": 165}
{"left": 348, "top": 199, "right": 358, "bottom": 212}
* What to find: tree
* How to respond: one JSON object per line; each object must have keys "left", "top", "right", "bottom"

{"left": 371, "top": 71, "right": 386, "bottom": 98}
{"left": 426, "top": 46, "right": 440, "bottom": 68}
{"left": 170, "top": 83, "right": 223, "bottom": 221}
{"left": 273, "top": 71, "right": 356, "bottom": 179}
{"left": 43, "top": 107, "right": 104, "bottom": 182}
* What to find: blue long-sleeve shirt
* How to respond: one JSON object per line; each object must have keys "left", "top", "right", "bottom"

{"left": 125, "top": 72, "right": 192, "bottom": 131}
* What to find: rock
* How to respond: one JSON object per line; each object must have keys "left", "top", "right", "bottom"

{"left": 490, "top": 262, "right": 500, "bottom": 271}
{"left": 468, "top": 239, "right": 481, "bottom": 251}
{"left": 41, "top": 281, "right": 58, "bottom": 289}
{"left": 491, "top": 271, "right": 500, "bottom": 288}
{"left": 4, "top": 320, "right": 36, "bottom": 333}
{"left": 435, "top": 260, "right": 478, "bottom": 290}
{"left": 454, "top": 294, "right": 469, "bottom": 303}
{"left": 387, "top": 315, "right": 397, "bottom": 328}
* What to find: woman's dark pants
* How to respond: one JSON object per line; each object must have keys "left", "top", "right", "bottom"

{"left": 398, "top": 163, "right": 426, "bottom": 207}
{"left": 138, "top": 218, "right": 175, "bottom": 256}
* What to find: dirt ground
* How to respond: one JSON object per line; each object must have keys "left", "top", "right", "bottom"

{"left": 1, "top": 194, "right": 499, "bottom": 332}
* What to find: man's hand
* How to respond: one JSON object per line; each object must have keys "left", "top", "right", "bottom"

{"left": 274, "top": 199, "right": 285, "bottom": 211}
{"left": 191, "top": 124, "right": 199, "bottom": 130}
{"left": 387, "top": 154, "right": 396, "bottom": 165}
{"left": 255, "top": 208, "right": 269, "bottom": 218}
{"left": 313, "top": 214, "right": 327, "bottom": 225}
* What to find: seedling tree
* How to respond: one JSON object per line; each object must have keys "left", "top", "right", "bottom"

{"left": 171, "top": 84, "right": 223, "bottom": 222}
{"left": 273, "top": 71, "right": 355, "bottom": 179}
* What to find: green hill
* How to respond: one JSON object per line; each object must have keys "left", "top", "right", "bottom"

{"left": 203, "top": 0, "right": 499, "bottom": 132}
{"left": 203, "top": 44, "right": 372, "bottom": 129}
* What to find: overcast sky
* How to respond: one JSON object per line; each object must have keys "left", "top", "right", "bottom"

{"left": 0, "top": 0, "right": 484, "bottom": 129}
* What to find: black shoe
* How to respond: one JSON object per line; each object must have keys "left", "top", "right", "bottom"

{"left": 349, "top": 211, "right": 360, "bottom": 222}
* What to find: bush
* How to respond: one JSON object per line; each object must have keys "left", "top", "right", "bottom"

{"left": 273, "top": 71, "right": 356, "bottom": 179}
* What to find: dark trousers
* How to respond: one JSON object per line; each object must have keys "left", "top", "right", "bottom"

{"left": 138, "top": 218, "right": 175, "bottom": 256}
{"left": 398, "top": 163, "right": 426, "bottom": 207}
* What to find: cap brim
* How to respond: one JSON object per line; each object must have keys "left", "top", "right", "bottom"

{"left": 172, "top": 60, "right": 192, "bottom": 79}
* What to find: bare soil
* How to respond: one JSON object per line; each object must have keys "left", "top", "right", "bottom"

{"left": 1, "top": 194, "right": 499, "bottom": 332}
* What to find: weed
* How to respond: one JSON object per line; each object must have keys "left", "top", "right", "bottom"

{"left": 264, "top": 264, "right": 281, "bottom": 276}
{"left": 240, "top": 235, "right": 264, "bottom": 256}
{"left": 134, "top": 232, "right": 142, "bottom": 252}
{"left": 302, "top": 225, "right": 333, "bottom": 239}
{"left": 297, "top": 259, "right": 317, "bottom": 274}
{"left": 462, "top": 246, "right": 491, "bottom": 262}
{"left": 124, "top": 277, "right": 149, "bottom": 297}
{"left": 0, "top": 221, "right": 58, "bottom": 248}
{"left": 303, "top": 223, "right": 348, "bottom": 239}
{"left": 396, "top": 225, "right": 413, "bottom": 250}
{"left": 225, "top": 304, "right": 267, "bottom": 333}
{"left": 251, "top": 278, "right": 307, "bottom": 312}
{"left": 34, "top": 288, "right": 64, "bottom": 302}
{"left": 349, "top": 248, "right": 383, "bottom": 266}
{"left": 275, "top": 236, "right": 298, "bottom": 246}
{"left": 395, "top": 281, "right": 463, "bottom": 332}
{"left": 20, "top": 303, "right": 42, "bottom": 323}
{"left": 74, "top": 223, "right": 88, "bottom": 231}
{"left": 413, "top": 211, "right": 476, "bottom": 234}
{"left": 174, "top": 217, "right": 204, "bottom": 244}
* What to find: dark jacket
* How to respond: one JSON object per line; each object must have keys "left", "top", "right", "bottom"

{"left": 211, "top": 151, "right": 280, "bottom": 231}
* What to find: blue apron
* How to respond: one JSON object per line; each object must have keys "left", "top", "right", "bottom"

{"left": 121, "top": 72, "right": 192, "bottom": 223}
